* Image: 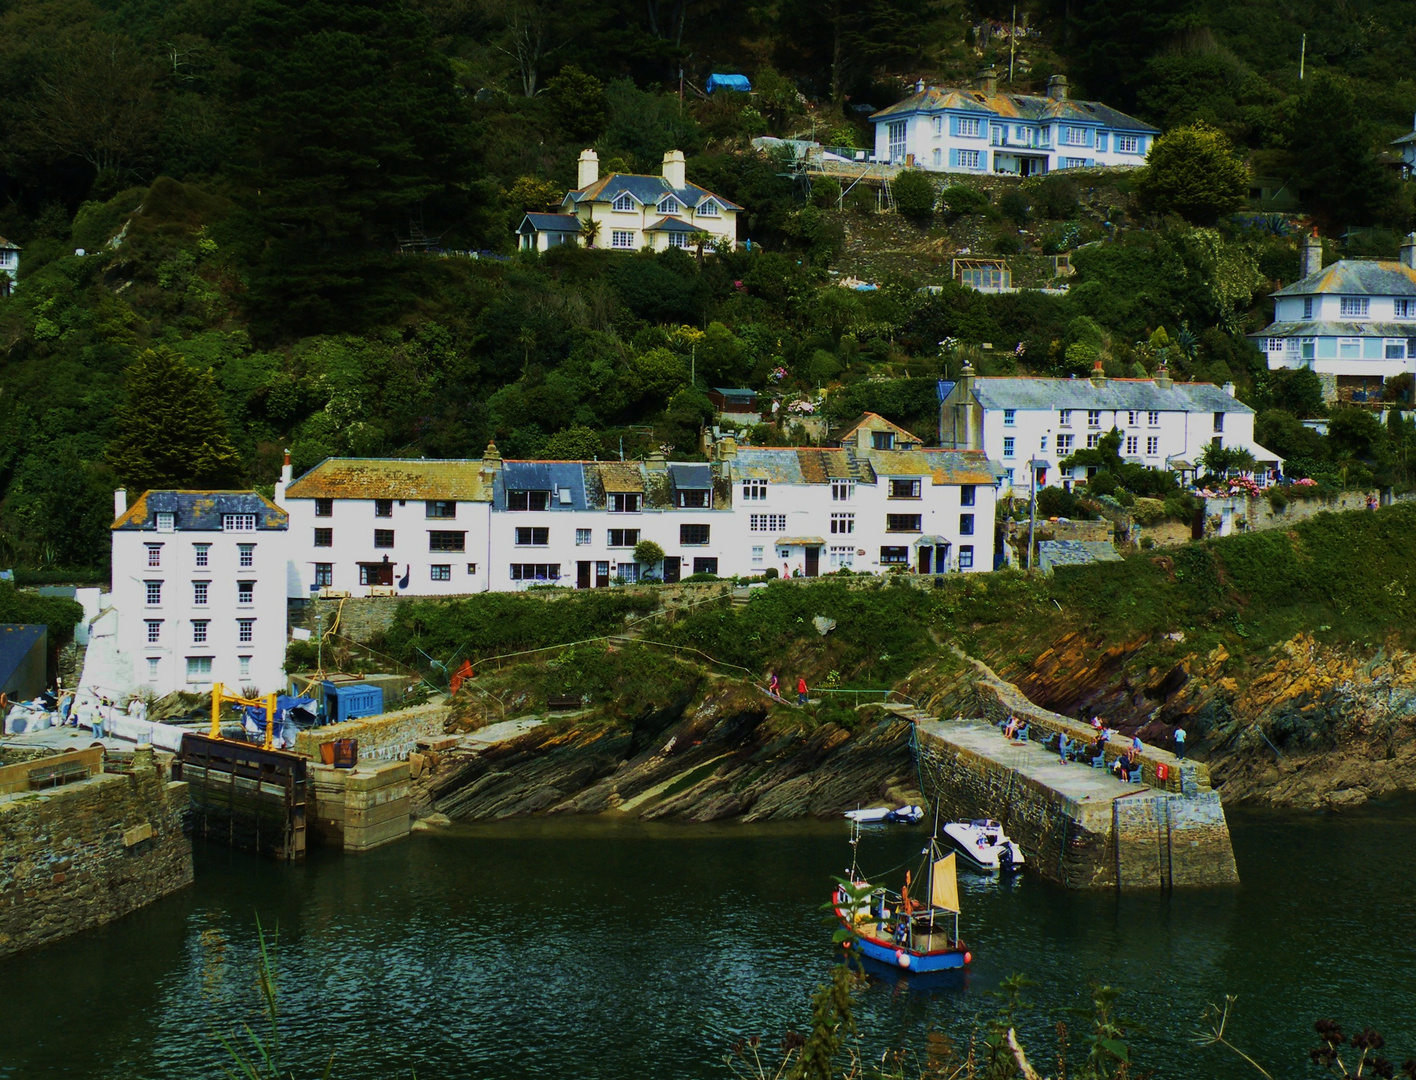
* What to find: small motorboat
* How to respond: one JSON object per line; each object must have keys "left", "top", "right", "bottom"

{"left": 831, "top": 821, "right": 971, "bottom": 974}
{"left": 843, "top": 804, "right": 925, "bottom": 825}
{"left": 942, "top": 818, "right": 1025, "bottom": 873}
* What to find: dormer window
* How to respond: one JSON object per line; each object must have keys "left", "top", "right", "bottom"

{"left": 697, "top": 200, "right": 719, "bottom": 217}
{"left": 658, "top": 195, "right": 679, "bottom": 214}
{"left": 612, "top": 193, "right": 635, "bottom": 212}
{"left": 155, "top": 512, "right": 175, "bottom": 533}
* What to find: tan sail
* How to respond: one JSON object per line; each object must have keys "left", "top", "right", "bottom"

{"left": 930, "top": 852, "right": 960, "bottom": 912}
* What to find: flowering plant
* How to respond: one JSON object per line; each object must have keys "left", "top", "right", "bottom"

{"left": 768, "top": 366, "right": 789, "bottom": 383}
{"left": 787, "top": 399, "right": 816, "bottom": 414}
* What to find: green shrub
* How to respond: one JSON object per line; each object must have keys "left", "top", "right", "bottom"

{"left": 1131, "top": 497, "right": 1168, "bottom": 525}
{"left": 998, "top": 188, "right": 1030, "bottom": 224}
{"left": 940, "top": 185, "right": 989, "bottom": 216}
{"left": 634, "top": 539, "right": 666, "bottom": 566}
{"left": 682, "top": 571, "right": 719, "bottom": 582}
{"left": 891, "top": 170, "right": 937, "bottom": 221}
{"left": 1266, "top": 488, "right": 1289, "bottom": 511}
{"left": 810, "top": 176, "right": 842, "bottom": 209}
{"left": 991, "top": 234, "right": 1022, "bottom": 255}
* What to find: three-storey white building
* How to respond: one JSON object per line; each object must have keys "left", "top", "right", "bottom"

{"left": 110, "top": 489, "right": 288, "bottom": 695}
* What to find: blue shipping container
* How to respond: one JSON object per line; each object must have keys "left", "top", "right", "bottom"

{"left": 322, "top": 682, "right": 383, "bottom": 725}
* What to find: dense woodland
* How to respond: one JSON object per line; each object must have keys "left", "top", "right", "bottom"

{"left": 2, "top": 0, "right": 1416, "bottom": 573}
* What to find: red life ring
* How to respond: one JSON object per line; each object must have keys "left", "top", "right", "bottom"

{"left": 895, "top": 949, "right": 911, "bottom": 968}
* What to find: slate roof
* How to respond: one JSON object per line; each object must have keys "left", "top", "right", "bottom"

{"left": 1271, "top": 260, "right": 1416, "bottom": 297}
{"left": 970, "top": 377, "right": 1252, "bottom": 414}
{"left": 870, "top": 86, "right": 1157, "bottom": 132}
{"left": 519, "top": 213, "right": 581, "bottom": 233}
{"left": 496, "top": 461, "right": 589, "bottom": 510}
{"left": 113, "top": 491, "right": 288, "bottom": 531}
{"left": 838, "top": 412, "right": 923, "bottom": 445}
{"left": 668, "top": 463, "right": 713, "bottom": 490}
{"left": 287, "top": 460, "right": 493, "bottom": 503}
{"left": 1038, "top": 540, "right": 1124, "bottom": 570}
{"left": 0, "top": 624, "right": 44, "bottom": 688}
{"left": 863, "top": 449, "right": 996, "bottom": 485}
{"left": 564, "top": 173, "right": 742, "bottom": 211}
{"left": 593, "top": 462, "right": 647, "bottom": 494}
{"left": 643, "top": 216, "right": 707, "bottom": 233}
{"left": 1392, "top": 131, "right": 1416, "bottom": 147}
{"left": 1251, "top": 321, "right": 1416, "bottom": 339}
{"left": 732, "top": 448, "right": 857, "bottom": 484}
{"left": 0, "top": 236, "right": 19, "bottom": 250}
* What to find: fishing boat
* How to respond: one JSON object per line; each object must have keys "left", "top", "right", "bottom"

{"left": 842, "top": 804, "right": 926, "bottom": 825}
{"left": 831, "top": 821, "right": 972, "bottom": 973}
{"left": 941, "top": 818, "right": 1025, "bottom": 873}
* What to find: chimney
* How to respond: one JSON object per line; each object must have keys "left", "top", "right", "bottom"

{"left": 716, "top": 435, "right": 737, "bottom": 460}
{"left": 274, "top": 448, "right": 292, "bottom": 505}
{"left": 113, "top": 488, "right": 127, "bottom": 519}
{"left": 577, "top": 148, "right": 599, "bottom": 190}
{"left": 1223, "top": 381, "right": 1236, "bottom": 397}
{"left": 646, "top": 449, "right": 667, "bottom": 472}
{"left": 1155, "top": 364, "right": 1172, "bottom": 390}
{"left": 661, "top": 149, "right": 686, "bottom": 189}
{"left": 915, "top": 79, "right": 925, "bottom": 93}
{"left": 1301, "top": 230, "right": 1323, "bottom": 278}
{"left": 1046, "top": 75, "right": 1069, "bottom": 101}
{"left": 1401, "top": 232, "right": 1416, "bottom": 270}
{"left": 1090, "top": 360, "right": 1106, "bottom": 387}
{"left": 976, "top": 66, "right": 998, "bottom": 94}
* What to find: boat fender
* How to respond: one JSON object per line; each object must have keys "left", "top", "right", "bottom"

{"left": 964, "top": 952, "right": 972, "bottom": 965}
{"left": 895, "top": 949, "right": 911, "bottom": 968}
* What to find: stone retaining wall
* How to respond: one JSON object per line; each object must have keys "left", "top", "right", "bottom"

{"left": 0, "top": 749, "right": 193, "bottom": 957}
{"left": 307, "top": 761, "right": 412, "bottom": 853}
{"left": 293, "top": 703, "right": 449, "bottom": 765}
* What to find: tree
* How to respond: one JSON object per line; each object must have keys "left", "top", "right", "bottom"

{"left": 540, "top": 425, "right": 605, "bottom": 459}
{"left": 1136, "top": 123, "right": 1249, "bottom": 223}
{"left": 544, "top": 64, "right": 608, "bottom": 141}
{"left": 1285, "top": 72, "right": 1399, "bottom": 229}
{"left": 633, "top": 539, "right": 665, "bottom": 567}
{"left": 108, "top": 348, "right": 244, "bottom": 492}
{"left": 891, "top": 170, "right": 936, "bottom": 222}
{"left": 1200, "top": 442, "right": 1256, "bottom": 479}
{"left": 489, "top": 0, "right": 569, "bottom": 97}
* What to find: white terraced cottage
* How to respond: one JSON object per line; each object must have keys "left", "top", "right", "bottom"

{"left": 107, "top": 489, "right": 289, "bottom": 695}
{"left": 940, "top": 365, "right": 1281, "bottom": 494}
{"left": 870, "top": 71, "right": 1157, "bottom": 176}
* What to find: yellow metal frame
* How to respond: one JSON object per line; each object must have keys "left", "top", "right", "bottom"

{"left": 209, "top": 682, "right": 280, "bottom": 750}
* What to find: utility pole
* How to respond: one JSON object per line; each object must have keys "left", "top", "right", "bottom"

{"left": 1299, "top": 34, "right": 1306, "bottom": 80}
{"left": 1008, "top": 5, "right": 1017, "bottom": 86}
{"left": 1026, "top": 461, "right": 1037, "bottom": 572}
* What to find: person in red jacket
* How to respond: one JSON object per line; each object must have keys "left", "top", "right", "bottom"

{"left": 797, "top": 677, "right": 808, "bottom": 705}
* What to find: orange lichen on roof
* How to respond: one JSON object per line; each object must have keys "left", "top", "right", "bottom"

{"left": 594, "top": 462, "right": 646, "bottom": 493}
{"left": 285, "top": 459, "right": 492, "bottom": 502}
{"left": 839, "top": 412, "right": 923, "bottom": 444}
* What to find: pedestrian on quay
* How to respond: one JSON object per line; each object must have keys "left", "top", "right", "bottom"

{"left": 768, "top": 671, "right": 780, "bottom": 698}
{"left": 1174, "top": 724, "right": 1187, "bottom": 759}
{"left": 1131, "top": 734, "right": 1142, "bottom": 753}
{"left": 797, "top": 676, "right": 808, "bottom": 706}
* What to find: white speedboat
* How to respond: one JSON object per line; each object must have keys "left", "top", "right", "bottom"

{"left": 844, "top": 804, "right": 926, "bottom": 825}
{"left": 942, "top": 819, "right": 1025, "bottom": 872}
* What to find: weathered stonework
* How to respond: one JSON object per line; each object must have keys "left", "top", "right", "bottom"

{"left": 293, "top": 703, "right": 450, "bottom": 764}
{"left": 0, "top": 753, "right": 193, "bottom": 957}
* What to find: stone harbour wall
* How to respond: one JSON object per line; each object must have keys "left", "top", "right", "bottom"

{"left": 294, "top": 703, "right": 449, "bottom": 765}
{"left": 0, "top": 750, "right": 193, "bottom": 957}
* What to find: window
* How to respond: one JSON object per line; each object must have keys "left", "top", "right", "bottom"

{"left": 1339, "top": 297, "right": 1369, "bottom": 318}
{"left": 507, "top": 490, "right": 550, "bottom": 512}
{"left": 239, "top": 656, "right": 251, "bottom": 679}
{"left": 239, "top": 543, "right": 254, "bottom": 568}
{"left": 1117, "top": 134, "right": 1138, "bottom": 153}
{"left": 431, "top": 565, "right": 451, "bottom": 581}
{"left": 426, "top": 500, "right": 456, "bottom": 519}
{"left": 1127, "top": 411, "right": 1138, "bottom": 427}
{"left": 359, "top": 564, "right": 393, "bottom": 586}
{"left": 576, "top": 529, "right": 592, "bottom": 546}
{"left": 932, "top": 148, "right": 942, "bottom": 168}
{"left": 617, "top": 563, "right": 639, "bottom": 583}
{"left": 1040, "top": 435, "right": 1048, "bottom": 451}
{"left": 887, "top": 120, "right": 907, "bottom": 161}
{"left": 1386, "top": 340, "right": 1407, "bottom": 360}
{"left": 1397, "top": 299, "right": 1416, "bottom": 319}
{"left": 831, "top": 512, "right": 855, "bottom": 534}
{"left": 666, "top": 232, "right": 690, "bottom": 252}
{"left": 1339, "top": 337, "right": 1361, "bottom": 358}
{"left": 192, "top": 620, "right": 208, "bottom": 644}
{"left": 467, "top": 563, "right": 478, "bottom": 575}
{"left": 742, "top": 480, "right": 767, "bottom": 500}
{"left": 1301, "top": 338, "right": 1316, "bottom": 360}
{"left": 314, "top": 528, "right": 333, "bottom": 548}
{"left": 374, "top": 529, "right": 395, "bottom": 548}
{"left": 1125, "top": 436, "right": 1138, "bottom": 455}
{"left": 515, "top": 527, "right": 549, "bottom": 546}
{"left": 829, "top": 546, "right": 855, "bottom": 569}
{"left": 677, "top": 489, "right": 710, "bottom": 508}
{"left": 429, "top": 531, "right": 466, "bottom": 552}
{"left": 680, "top": 523, "right": 710, "bottom": 545}
{"left": 608, "top": 492, "right": 641, "bottom": 513}
{"left": 888, "top": 479, "right": 921, "bottom": 499}
{"left": 960, "top": 485, "right": 976, "bottom": 506}
{"left": 958, "top": 149, "right": 981, "bottom": 169}
{"left": 958, "top": 117, "right": 981, "bottom": 137}
{"left": 612, "top": 193, "right": 635, "bottom": 211}
{"left": 959, "top": 514, "right": 975, "bottom": 536}
{"left": 1064, "top": 157, "right": 1088, "bottom": 169}
{"left": 237, "top": 581, "right": 254, "bottom": 605}
{"left": 1057, "top": 434, "right": 1073, "bottom": 454}
{"left": 1086, "top": 433, "right": 1100, "bottom": 449}
{"left": 186, "top": 656, "right": 212, "bottom": 682}
{"left": 192, "top": 581, "right": 208, "bottom": 606}
{"left": 1214, "top": 412, "right": 1225, "bottom": 432}
{"left": 238, "top": 619, "right": 254, "bottom": 644}
{"left": 752, "top": 546, "right": 764, "bottom": 566}
{"left": 510, "top": 563, "right": 561, "bottom": 581}
{"left": 658, "top": 196, "right": 679, "bottom": 214}
{"left": 607, "top": 528, "right": 640, "bottom": 547}
{"left": 1087, "top": 410, "right": 1101, "bottom": 428}
{"left": 147, "top": 657, "right": 160, "bottom": 682}
{"left": 1147, "top": 411, "right": 1160, "bottom": 427}
{"left": 1267, "top": 338, "right": 1284, "bottom": 352}
{"left": 375, "top": 499, "right": 393, "bottom": 518}
{"left": 831, "top": 479, "right": 854, "bottom": 501}
{"left": 315, "top": 563, "right": 332, "bottom": 587}
{"left": 146, "top": 544, "right": 162, "bottom": 568}
{"left": 872, "top": 431, "right": 896, "bottom": 450}
{"left": 959, "top": 546, "right": 974, "bottom": 569}
{"left": 1146, "top": 436, "right": 1159, "bottom": 456}
{"left": 1003, "top": 437, "right": 1015, "bottom": 458}
{"left": 1058, "top": 409, "right": 1072, "bottom": 427}
{"left": 315, "top": 499, "right": 333, "bottom": 517}
{"left": 692, "top": 557, "right": 719, "bottom": 575}
{"left": 886, "top": 514, "right": 922, "bottom": 532}
{"left": 1303, "top": 298, "right": 1314, "bottom": 318}
{"left": 932, "top": 116, "right": 943, "bottom": 135}
{"left": 697, "top": 200, "right": 719, "bottom": 217}
{"left": 749, "top": 514, "right": 786, "bottom": 532}
{"left": 1003, "top": 409, "right": 1016, "bottom": 426}
{"left": 611, "top": 230, "right": 635, "bottom": 249}
{"left": 1004, "top": 468, "right": 1015, "bottom": 485}
{"left": 223, "top": 514, "right": 256, "bottom": 532}
{"left": 880, "top": 546, "right": 908, "bottom": 565}
{"left": 194, "top": 543, "right": 210, "bottom": 567}
{"left": 1063, "top": 126, "right": 1087, "bottom": 146}
{"left": 145, "top": 620, "right": 161, "bottom": 644}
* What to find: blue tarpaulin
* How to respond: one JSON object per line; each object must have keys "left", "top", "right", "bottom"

{"left": 706, "top": 73, "right": 751, "bottom": 93}
{"left": 242, "top": 695, "right": 317, "bottom": 727}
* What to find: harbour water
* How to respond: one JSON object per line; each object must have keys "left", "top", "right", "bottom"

{"left": 2, "top": 799, "right": 1414, "bottom": 1079}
